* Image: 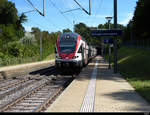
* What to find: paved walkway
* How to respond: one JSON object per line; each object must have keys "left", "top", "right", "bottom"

{"left": 45, "top": 56, "right": 150, "bottom": 112}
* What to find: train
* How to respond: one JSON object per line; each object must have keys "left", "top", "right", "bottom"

{"left": 55, "top": 32, "right": 97, "bottom": 72}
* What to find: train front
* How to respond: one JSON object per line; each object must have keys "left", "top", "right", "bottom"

{"left": 55, "top": 32, "right": 82, "bottom": 71}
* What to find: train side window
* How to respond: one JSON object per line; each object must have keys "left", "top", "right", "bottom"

{"left": 78, "top": 46, "right": 82, "bottom": 53}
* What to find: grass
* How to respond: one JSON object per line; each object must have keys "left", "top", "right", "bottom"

{"left": 44, "top": 53, "right": 55, "bottom": 61}
{"left": 114, "top": 46, "right": 150, "bottom": 103}
{"left": 0, "top": 56, "right": 41, "bottom": 67}
{"left": 0, "top": 53, "right": 55, "bottom": 67}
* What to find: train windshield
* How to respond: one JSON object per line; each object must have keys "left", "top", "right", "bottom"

{"left": 58, "top": 33, "right": 78, "bottom": 53}
{"left": 59, "top": 41, "right": 76, "bottom": 53}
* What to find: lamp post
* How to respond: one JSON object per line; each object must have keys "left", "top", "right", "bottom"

{"left": 105, "top": 16, "right": 112, "bottom": 69}
{"left": 105, "top": 17, "right": 112, "bottom": 29}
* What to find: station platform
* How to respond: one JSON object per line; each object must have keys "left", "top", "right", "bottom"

{"left": 0, "top": 60, "right": 54, "bottom": 80}
{"left": 45, "top": 56, "right": 150, "bottom": 112}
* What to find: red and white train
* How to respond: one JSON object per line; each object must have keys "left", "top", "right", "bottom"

{"left": 55, "top": 32, "right": 97, "bottom": 71}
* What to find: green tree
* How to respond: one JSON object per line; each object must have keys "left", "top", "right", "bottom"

{"left": 63, "top": 28, "right": 72, "bottom": 33}
{"left": 0, "top": 0, "right": 18, "bottom": 25}
{"left": 31, "top": 27, "right": 41, "bottom": 33}
{"left": 132, "top": 0, "right": 150, "bottom": 39}
{"left": 17, "top": 13, "right": 27, "bottom": 26}
{"left": 0, "top": 0, "right": 27, "bottom": 47}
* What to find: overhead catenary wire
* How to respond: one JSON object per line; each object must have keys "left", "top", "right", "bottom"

{"left": 61, "top": 0, "right": 81, "bottom": 14}
{"left": 109, "top": 0, "right": 114, "bottom": 19}
{"left": 95, "top": 0, "right": 103, "bottom": 16}
{"left": 11, "top": 0, "right": 93, "bottom": 32}
{"left": 87, "top": 0, "right": 103, "bottom": 27}
{"left": 61, "top": 8, "right": 81, "bottom": 14}
{"left": 49, "top": 0, "right": 73, "bottom": 25}
{"left": 23, "top": 0, "right": 62, "bottom": 32}
{"left": 25, "top": 0, "right": 45, "bottom": 16}
{"left": 61, "top": 0, "right": 79, "bottom": 31}
{"left": 73, "top": 0, "right": 91, "bottom": 15}
{"left": 23, "top": 10, "right": 36, "bottom": 14}
{"left": 61, "top": 0, "right": 92, "bottom": 29}
{"left": 27, "top": 19, "right": 46, "bottom": 31}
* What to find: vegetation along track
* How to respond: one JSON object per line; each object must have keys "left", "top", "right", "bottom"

{"left": 0, "top": 65, "right": 76, "bottom": 112}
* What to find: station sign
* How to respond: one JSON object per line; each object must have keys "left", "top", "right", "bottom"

{"left": 91, "top": 29, "right": 122, "bottom": 37}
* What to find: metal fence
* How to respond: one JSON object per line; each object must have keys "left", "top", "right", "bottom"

{"left": 122, "top": 39, "right": 150, "bottom": 50}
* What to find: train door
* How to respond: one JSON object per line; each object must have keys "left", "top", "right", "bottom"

{"left": 81, "top": 45, "right": 85, "bottom": 66}
{"left": 84, "top": 44, "right": 87, "bottom": 66}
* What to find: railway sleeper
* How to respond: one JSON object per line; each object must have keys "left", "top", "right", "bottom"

{"left": 5, "top": 108, "right": 33, "bottom": 112}
{"left": 15, "top": 103, "right": 39, "bottom": 107}
{"left": 9, "top": 106, "right": 36, "bottom": 110}
{"left": 24, "top": 98, "right": 47, "bottom": 100}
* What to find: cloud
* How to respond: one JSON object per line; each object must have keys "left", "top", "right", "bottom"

{"left": 119, "top": 12, "right": 133, "bottom": 25}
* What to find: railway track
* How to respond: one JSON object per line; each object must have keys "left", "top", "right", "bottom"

{"left": 0, "top": 75, "right": 34, "bottom": 91}
{"left": 0, "top": 65, "right": 76, "bottom": 112}
{"left": 0, "top": 66, "right": 56, "bottom": 91}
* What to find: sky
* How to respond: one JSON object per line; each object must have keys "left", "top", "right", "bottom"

{"left": 9, "top": 0, "right": 138, "bottom": 33}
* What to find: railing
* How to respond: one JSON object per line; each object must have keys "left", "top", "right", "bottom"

{"left": 122, "top": 40, "right": 150, "bottom": 50}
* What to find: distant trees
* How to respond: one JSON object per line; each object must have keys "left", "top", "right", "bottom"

{"left": 74, "top": 22, "right": 125, "bottom": 46}
{"left": 132, "top": 0, "right": 150, "bottom": 39}
{"left": 123, "top": 0, "right": 150, "bottom": 47}
{"left": 0, "top": 0, "right": 18, "bottom": 25}
{"left": 30, "top": 27, "right": 60, "bottom": 59}
{"left": 74, "top": 23, "right": 92, "bottom": 43}
{"left": 62, "top": 28, "right": 72, "bottom": 33}
{"left": 98, "top": 23, "right": 125, "bottom": 30}
{"left": 0, "top": 0, "right": 26, "bottom": 39}
{"left": 0, "top": 0, "right": 27, "bottom": 61}
{"left": 0, "top": 0, "right": 61, "bottom": 66}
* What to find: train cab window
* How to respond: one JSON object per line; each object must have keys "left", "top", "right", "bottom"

{"left": 59, "top": 41, "right": 76, "bottom": 53}
{"left": 59, "top": 47, "right": 76, "bottom": 53}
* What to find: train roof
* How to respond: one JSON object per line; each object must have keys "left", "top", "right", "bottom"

{"left": 59, "top": 32, "right": 87, "bottom": 41}
{"left": 60, "top": 32, "right": 79, "bottom": 38}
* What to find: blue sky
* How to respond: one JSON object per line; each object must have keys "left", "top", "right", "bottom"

{"left": 9, "top": 0, "right": 138, "bottom": 33}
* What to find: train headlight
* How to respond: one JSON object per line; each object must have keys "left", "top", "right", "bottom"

{"left": 56, "top": 55, "right": 61, "bottom": 59}
{"left": 72, "top": 56, "right": 79, "bottom": 59}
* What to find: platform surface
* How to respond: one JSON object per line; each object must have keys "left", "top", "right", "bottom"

{"left": 45, "top": 56, "right": 150, "bottom": 112}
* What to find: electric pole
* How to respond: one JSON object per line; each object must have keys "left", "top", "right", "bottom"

{"left": 113, "top": 0, "right": 118, "bottom": 73}
{"left": 40, "top": 32, "right": 43, "bottom": 60}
